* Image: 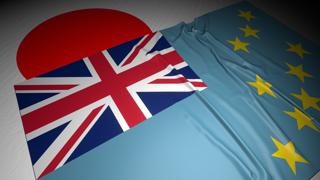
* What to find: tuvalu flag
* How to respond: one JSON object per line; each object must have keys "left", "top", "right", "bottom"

{"left": 13, "top": 1, "right": 320, "bottom": 180}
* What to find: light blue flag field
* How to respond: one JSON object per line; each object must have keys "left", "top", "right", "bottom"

{"left": 43, "top": 1, "right": 320, "bottom": 179}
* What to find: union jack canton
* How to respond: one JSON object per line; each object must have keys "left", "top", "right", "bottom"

{"left": 14, "top": 32, "right": 207, "bottom": 179}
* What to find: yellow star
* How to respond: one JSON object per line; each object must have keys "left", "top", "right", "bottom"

{"left": 284, "top": 108, "right": 320, "bottom": 132}
{"left": 238, "top": 10, "right": 256, "bottom": 21}
{"left": 228, "top": 37, "right": 249, "bottom": 53}
{"left": 286, "top": 63, "right": 312, "bottom": 82}
{"left": 271, "top": 137, "right": 308, "bottom": 175}
{"left": 247, "top": 75, "right": 276, "bottom": 97}
{"left": 291, "top": 88, "right": 320, "bottom": 111}
{"left": 239, "top": 25, "right": 259, "bottom": 38}
{"left": 287, "top": 42, "right": 310, "bottom": 58}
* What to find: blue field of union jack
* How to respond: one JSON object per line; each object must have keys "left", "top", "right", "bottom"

{"left": 14, "top": 32, "right": 207, "bottom": 179}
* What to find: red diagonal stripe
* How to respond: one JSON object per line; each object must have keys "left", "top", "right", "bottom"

{"left": 190, "top": 81, "right": 207, "bottom": 87}
{"left": 119, "top": 50, "right": 184, "bottom": 85}
{"left": 121, "top": 32, "right": 155, "bottom": 66}
{"left": 38, "top": 105, "right": 103, "bottom": 179}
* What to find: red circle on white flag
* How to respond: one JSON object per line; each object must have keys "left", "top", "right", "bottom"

{"left": 17, "top": 9, "right": 151, "bottom": 79}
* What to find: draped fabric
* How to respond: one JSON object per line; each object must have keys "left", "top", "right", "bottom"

{"left": 43, "top": 2, "right": 320, "bottom": 179}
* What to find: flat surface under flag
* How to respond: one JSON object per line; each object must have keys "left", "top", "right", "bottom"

{"left": 41, "top": 1, "right": 320, "bottom": 180}
{"left": 14, "top": 32, "right": 206, "bottom": 179}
